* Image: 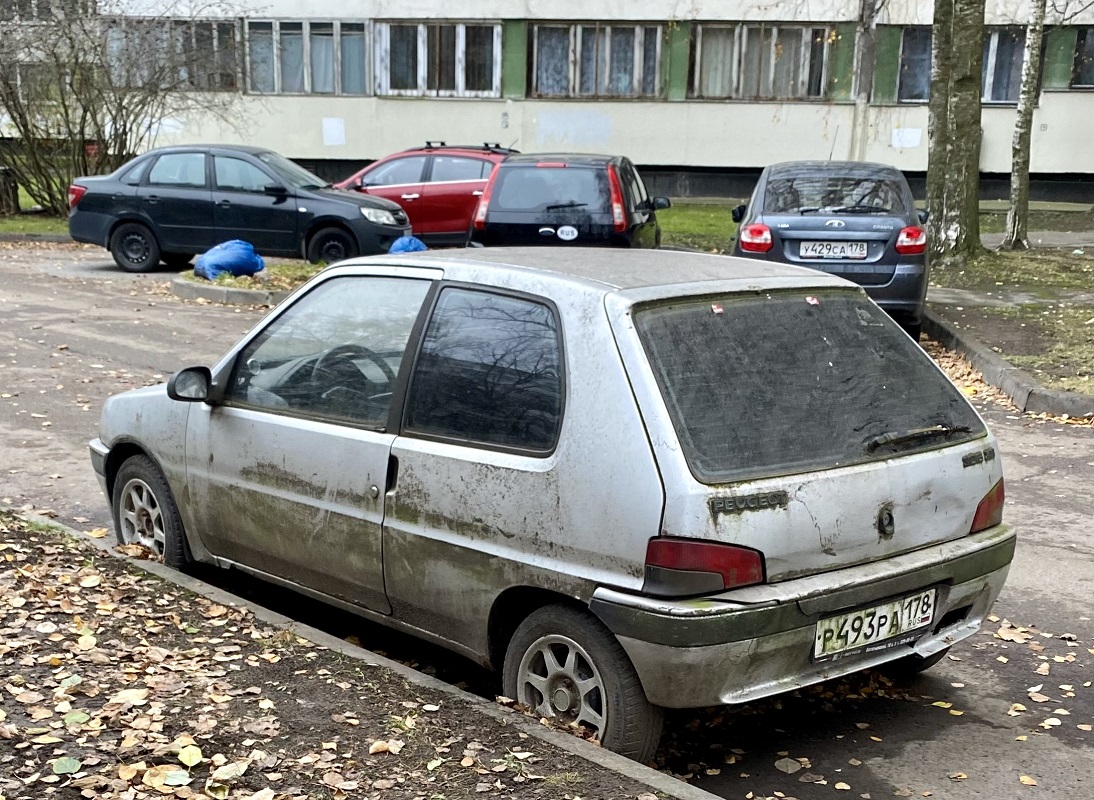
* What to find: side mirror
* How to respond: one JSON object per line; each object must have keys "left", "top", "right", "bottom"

{"left": 264, "top": 183, "right": 288, "bottom": 196}
{"left": 652, "top": 196, "right": 671, "bottom": 211}
{"left": 731, "top": 204, "right": 747, "bottom": 223}
{"left": 918, "top": 209, "right": 929, "bottom": 223}
{"left": 167, "top": 366, "right": 212, "bottom": 403}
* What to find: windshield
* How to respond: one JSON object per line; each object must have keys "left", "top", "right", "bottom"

{"left": 256, "top": 152, "right": 328, "bottom": 190}
{"left": 635, "top": 290, "right": 984, "bottom": 484}
{"left": 492, "top": 166, "right": 610, "bottom": 212}
{"left": 763, "top": 174, "right": 910, "bottom": 215}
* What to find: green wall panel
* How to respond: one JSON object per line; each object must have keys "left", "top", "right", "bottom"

{"left": 872, "top": 26, "right": 903, "bottom": 104}
{"left": 1043, "top": 27, "right": 1078, "bottom": 90}
{"left": 501, "top": 19, "right": 528, "bottom": 99}
{"left": 827, "top": 23, "right": 857, "bottom": 101}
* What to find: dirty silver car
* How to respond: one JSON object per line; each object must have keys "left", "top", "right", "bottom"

{"left": 90, "top": 249, "right": 1015, "bottom": 762}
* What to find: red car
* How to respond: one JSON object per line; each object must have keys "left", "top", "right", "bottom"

{"left": 334, "top": 142, "right": 517, "bottom": 246}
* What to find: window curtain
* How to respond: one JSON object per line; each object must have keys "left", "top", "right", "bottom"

{"left": 464, "top": 25, "right": 494, "bottom": 92}
{"left": 341, "top": 24, "right": 366, "bottom": 94}
{"left": 279, "top": 22, "right": 304, "bottom": 92}
{"left": 698, "top": 27, "right": 734, "bottom": 97}
{"left": 535, "top": 26, "right": 570, "bottom": 96}
{"left": 248, "top": 23, "right": 274, "bottom": 93}
{"left": 389, "top": 24, "right": 418, "bottom": 90}
{"left": 310, "top": 23, "right": 334, "bottom": 94}
{"left": 608, "top": 27, "right": 635, "bottom": 95}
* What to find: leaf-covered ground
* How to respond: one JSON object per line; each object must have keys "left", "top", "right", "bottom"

{"left": 0, "top": 515, "right": 661, "bottom": 800}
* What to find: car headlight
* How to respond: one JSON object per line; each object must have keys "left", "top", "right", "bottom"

{"left": 361, "top": 207, "right": 397, "bottom": 226}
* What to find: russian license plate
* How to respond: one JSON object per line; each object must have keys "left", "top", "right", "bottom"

{"left": 813, "top": 589, "right": 936, "bottom": 661}
{"left": 800, "top": 241, "right": 868, "bottom": 259}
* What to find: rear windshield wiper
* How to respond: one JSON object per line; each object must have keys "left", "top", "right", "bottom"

{"left": 798, "top": 207, "right": 822, "bottom": 214}
{"left": 545, "top": 202, "right": 588, "bottom": 211}
{"left": 830, "top": 206, "right": 894, "bottom": 214}
{"left": 866, "top": 424, "right": 972, "bottom": 452}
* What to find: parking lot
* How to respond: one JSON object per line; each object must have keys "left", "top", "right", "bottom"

{"left": 2, "top": 244, "right": 1092, "bottom": 798}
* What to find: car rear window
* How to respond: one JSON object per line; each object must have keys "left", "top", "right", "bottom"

{"left": 762, "top": 174, "right": 910, "bottom": 215}
{"left": 492, "top": 166, "right": 609, "bottom": 212}
{"left": 634, "top": 290, "right": 985, "bottom": 484}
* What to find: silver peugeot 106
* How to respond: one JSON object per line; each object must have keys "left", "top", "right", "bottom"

{"left": 91, "top": 248, "right": 1014, "bottom": 762}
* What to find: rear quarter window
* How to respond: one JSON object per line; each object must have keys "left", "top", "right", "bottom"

{"left": 635, "top": 290, "right": 985, "bottom": 484}
{"left": 492, "top": 166, "right": 610, "bottom": 212}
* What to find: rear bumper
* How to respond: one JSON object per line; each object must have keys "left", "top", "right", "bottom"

{"left": 590, "top": 524, "right": 1015, "bottom": 708}
{"left": 89, "top": 438, "right": 109, "bottom": 497}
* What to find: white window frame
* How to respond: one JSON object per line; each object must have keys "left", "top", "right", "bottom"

{"left": 896, "top": 26, "right": 933, "bottom": 104}
{"left": 245, "top": 19, "right": 371, "bottom": 96}
{"left": 374, "top": 21, "right": 502, "bottom": 98}
{"left": 531, "top": 23, "right": 662, "bottom": 99}
{"left": 1074, "top": 28, "right": 1094, "bottom": 88}
{"left": 692, "top": 23, "right": 828, "bottom": 100}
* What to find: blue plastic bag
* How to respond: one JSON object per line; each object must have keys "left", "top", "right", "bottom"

{"left": 388, "top": 235, "right": 429, "bottom": 254}
{"left": 194, "top": 240, "right": 266, "bottom": 281}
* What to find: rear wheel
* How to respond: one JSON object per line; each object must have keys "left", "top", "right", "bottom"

{"left": 306, "top": 227, "right": 357, "bottom": 264}
{"left": 111, "top": 454, "right": 192, "bottom": 570}
{"left": 109, "top": 223, "right": 160, "bottom": 273}
{"left": 502, "top": 605, "right": 663, "bottom": 763}
{"left": 161, "top": 252, "right": 192, "bottom": 269}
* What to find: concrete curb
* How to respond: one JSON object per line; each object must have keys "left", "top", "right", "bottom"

{"left": 0, "top": 232, "right": 72, "bottom": 243}
{"left": 31, "top": 516, "right": 719, "bottom": 800}
{"left": 924, "top": 309, "right": 1094, "bottom": 418}
{"left": 171, "top": 274, "right": 290, "bottom": 306}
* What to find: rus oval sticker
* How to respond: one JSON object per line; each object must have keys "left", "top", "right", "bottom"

{"left": 557, "top": 225, "right": 578, "bottom": 241}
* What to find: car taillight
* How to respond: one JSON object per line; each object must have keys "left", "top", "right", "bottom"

{"left": 739, "top": 223, "right": 773, "bottom": 253}
{"left": 607, "top": 165, "right": 627, "bottom": 233}
{"left": 895, "top": 225, "right": 927, "bottom": 255}
{"left": 472, "top": 168, "right": 499, "bottom": 231}
{"left": 644, "top": 537, "right": 765, "bottom": 595}
{"left": 67, "top": 185, "right": 87, "bottom": 208}
{"left": 970, "top": 479, "right": 1004, "bottom": 533}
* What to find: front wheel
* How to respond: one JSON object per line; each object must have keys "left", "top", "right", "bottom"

{"left": 502, "top": 605, "right": 663, "bottom": 763}
{"left": 306, "top": 227, "right": 358, "bottom": 264}
{"left": 109, "top": 223, "right": 161, "bottom": 273}
{"left": 111, "top": 454, "right": 192, "bottom": 570}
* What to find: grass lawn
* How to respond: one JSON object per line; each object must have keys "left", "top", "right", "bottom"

{"left": 930, "top": 247, "right": 1094, "bottom": 294}
{"left": 0, "top": 213, "right": 69, "bottom": 235}
{"left": 658, "top": 201, "right": 739, "bottom": 253}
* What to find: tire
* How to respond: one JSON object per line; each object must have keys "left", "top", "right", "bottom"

{"left": 306, "top": 227, "right": 358, "bottom": 265}
{"left": 111, "top": 454, "right": 192, "bottom": 570}
{"left": 109, "top": 222, "right": 161, "bottom": 273}
{"left": 502, "top": 605, "right": 663, "bottom": 763}
{"left": 879, "top": 646, "right": 950, "bottom": 679}
{"left": 161, "top": 252, "right": 193, "bottom": 269}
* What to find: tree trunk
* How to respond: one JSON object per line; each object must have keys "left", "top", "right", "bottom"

{"left": 1000, "top": 0, "right": 1048, "bottom": 251}
{"left": 926, "top": 0, "right": 987, "bottom": 268}
{"left": 850, "top": 0, "right": 880, "bottom": 161}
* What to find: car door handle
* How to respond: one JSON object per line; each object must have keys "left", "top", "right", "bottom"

{"left": 217, "top": 199, "right": 231, "bottom": 207}
{"left": 400, "top": 193, "right": 420, "bottom": 200}
{"left": 472, "top": 190, "right": 483, "bottom": 196}
{"left": 144, "top": 195, "right": 159, "bottom": 204}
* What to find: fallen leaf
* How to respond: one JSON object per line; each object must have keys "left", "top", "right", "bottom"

{"left": 427, "top": 758, "right": 444, "bottom": 771}
{"left": 52, "top": 757, "right": 81, "bottom": 775}
{"left": 1019, "top": 775, "right": 1038, "bottom": 786}
{"left": 775, "top": 757, "right": 802, "bottom": 774}
{"left": 1009, "top": 703, "right": 1028, "bottom": 715}
{"left": 1035, "top": 663, "right": 1050, "bottom": 676}
{"left": 178, "top": 745, "right": 202, "bottom": 767}
{"left": 949, "top": 772, "right": 968, "bottom": 781}
{"left": 78, "top": 575, "right": 101, "bottom": 588}
{"left": 835, "top": 782, "right": 851, "bottom": 790}
{"left": 108, "top": 688, "right": 149, "bottom": 706}
{"left": 932, "top": 701, "right": 953, "bottom": 709}
{"left": 1077, "top": 724, "right": 1092, "bottom": 732}
{"left": 1029, "top": 692, "right": 1052, "bottom": 704}
{"left": 422, "top": 703, "right": 441, "bottom": 712}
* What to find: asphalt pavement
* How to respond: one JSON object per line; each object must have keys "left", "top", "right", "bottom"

{"left": 1, "top": 245, "right": 1092, "bottom": 798}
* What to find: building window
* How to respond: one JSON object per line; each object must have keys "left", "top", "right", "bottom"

{"left": 375, "top": 22, "right": 502, "bottom": 97}
{"left": 983, "top": 27, "right": 1025, "bottom": 102}
{"left": 692, "top": 24, "right": 828, "bottom": 100}
{"left": 104, "top": 19, "right": 240, "bottom": 92}
{"left": 898, "top": 27, "right": 932, "bottom": 101}
{"left": 1075, "top": 29, "right": 1094, "bottom": 87}
{"left": 246, "top": 20, "right": 368, "bottom": 95}
{"left": 532, "top": 24, "right": 661, "bottom": 98}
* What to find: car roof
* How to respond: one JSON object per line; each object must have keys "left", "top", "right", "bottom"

{"left": 399, "top": 142, "right": 518, "bottom": 157}
{"left": 140, "top": 144, "right": 271, "bottom": 157}
{"left": 766, "top": 160, "right": 907, "bottom": 180}
{"left": 338, "top": 247, "right": 854, "bottom": 295}
{"left": 501, "top": 153, "right": 619, "bottom": 168}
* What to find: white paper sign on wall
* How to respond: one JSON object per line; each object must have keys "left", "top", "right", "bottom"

{"left": 891, "top": 128, "right": 922, "bottom": 149}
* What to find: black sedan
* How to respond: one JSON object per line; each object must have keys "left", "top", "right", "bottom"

{"left": 731, "top": 161, "right": 928, "bottom": 339}
{"left": 68, "top": 145, "right": 411, "bottom": 272}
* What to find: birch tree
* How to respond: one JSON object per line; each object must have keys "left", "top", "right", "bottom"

{"left": 926, "top": 0, "right": 988, "bottom": 267}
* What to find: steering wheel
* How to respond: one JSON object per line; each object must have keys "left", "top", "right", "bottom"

{"left": 311, "top": 343, "right": 397, "bottom": 387}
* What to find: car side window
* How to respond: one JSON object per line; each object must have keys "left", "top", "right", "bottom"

{"left": 430, "top": 156, "right": 491, "bottom": 183}
{"left": 363, "top": 156, "right": 427, "bottom": 186}
{"left": 227, "top": 276, "right": 432, "bottom": 428}
{"left": 404, "top": 288, "right": 563, "bottom": 452}
{"left": 214, "top": 156, "right": 275, "bottom": 193}
{"left": 147, "top": 153, "right": 207, "bottom": 188}
{"left": 628, "top": 162, "right": 650, "bottom": 205}
{"left": 121, "top": 160, "right": 150, "bottom": 186}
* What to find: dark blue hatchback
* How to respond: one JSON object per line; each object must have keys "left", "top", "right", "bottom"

{"left": 730, "top": 161, "right": 928, "bottom": 339}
